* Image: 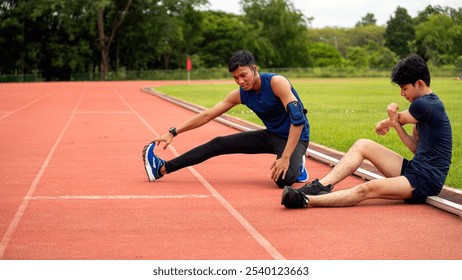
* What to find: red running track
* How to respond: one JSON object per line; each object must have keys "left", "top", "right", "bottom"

{"left": 0, "top": 81, "right": 461, "bottom": 260}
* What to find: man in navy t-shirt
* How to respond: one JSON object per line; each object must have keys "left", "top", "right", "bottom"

{"left": 282, "top": 54, "right": 453, "bottom": 208}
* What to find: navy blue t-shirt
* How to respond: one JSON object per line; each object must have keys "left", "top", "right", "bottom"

{"left": 409, "top": 93, "right": 452, "bottom": 186}
{"left": 239, "top": 73, "right": 310, "bottom": 141}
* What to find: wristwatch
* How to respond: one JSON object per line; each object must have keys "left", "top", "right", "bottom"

{"left": 168, "top": 127, "right": 177, "bottom": 137}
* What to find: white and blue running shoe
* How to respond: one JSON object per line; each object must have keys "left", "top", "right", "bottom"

{"left": 296, "top": 155, "right": 309, "bottom": 183}
{"left": 142, "top": 142, "right": 165, "bottom": 181}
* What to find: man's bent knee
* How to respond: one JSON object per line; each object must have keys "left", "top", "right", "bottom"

{"left": 276, "top": 177, "right": 296, "bottom": 188}
{"left": 353, "top": 182, "right": 375, "bottom": 200}
{"left": 352, "top": 138, "right": 376, "bottom": 152}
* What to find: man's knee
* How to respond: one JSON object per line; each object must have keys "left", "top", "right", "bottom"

{"left": 352, "top": 138, "right": 374, "bottom": 150}
{"left": 354, "top": 183, "right": 372, "bottom": 199}
{"left": 350, "top": 138, "right": 381, "bottom": 157}
{"left": 276, "top": 170, "right": 297, "bottom": 188}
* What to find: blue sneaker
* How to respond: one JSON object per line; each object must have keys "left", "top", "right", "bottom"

{"left": 142, "top": 142, "right": 165, "bottom": 181}
{"left": 296, "top": 156, "right": 309, "bottom": 182}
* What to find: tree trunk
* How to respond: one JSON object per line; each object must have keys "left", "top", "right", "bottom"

{"left": 96, "top": 0, "right": 133, "bottom": 80}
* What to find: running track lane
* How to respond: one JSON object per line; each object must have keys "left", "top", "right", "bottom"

{"left": 0, "top": 81, "right": 461, "bottom": 260}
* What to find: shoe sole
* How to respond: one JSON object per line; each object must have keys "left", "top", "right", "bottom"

{"left": 142, "top": 142, "right": 156, "bottom": 181}
{"left": 296, "top": 176, "right": 309, "bottom": 183}
{"left": 280, "top": 186, "right": 290, "bottom": 205}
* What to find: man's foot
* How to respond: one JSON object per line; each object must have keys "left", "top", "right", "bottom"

{"left": 296, "top": 156, "right": 309, "bottom": 182}
{"left": 281, "top": 186, "right": 309, "bottom": 208}
{"left": 142, "top": 142, "right": 165, "bottom": 181}
{"left": 297, "top": 178, "right": 332, "bottom": 195}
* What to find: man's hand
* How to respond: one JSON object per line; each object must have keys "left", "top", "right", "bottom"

{"left": 270, "top": 157, "right": 290, "bottom": 182}
{"left": 375, "top": 120, "right": 390, "bottom": 135}
{"left": 387, "top": 103, "right": 400, "bottom": 126}
{"left": 151, "top": 133, "right": 174, "bottom": 150}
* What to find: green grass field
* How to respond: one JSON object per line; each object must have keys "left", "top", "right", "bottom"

{"left": 153, "top": 77, "right": 461, "bottom": 189}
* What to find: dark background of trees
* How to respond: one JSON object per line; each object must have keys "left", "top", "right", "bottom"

{"left": 1, "top": 0, "right": 461, "bottom": 81}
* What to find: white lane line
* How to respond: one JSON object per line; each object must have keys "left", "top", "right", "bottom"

{"left": 0, "top": 91, "right": 56, "bottom": 121}
{"left": 116, "top": 90, "right": 286, "bottom": 260}
{"left": 76, "top": 111, "right": 132, "bottom": 114}
{"left": 0, "top": 93, "right": 84, "bottom": 259}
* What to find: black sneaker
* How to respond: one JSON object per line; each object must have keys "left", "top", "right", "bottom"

{"left": 297, "top": 178, "right": 332, "bottom": 195}
{"left": 281, "top": 186, "right": 309, "bottom": 209}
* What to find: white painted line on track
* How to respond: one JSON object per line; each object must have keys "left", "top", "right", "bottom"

{"left": 76, "top": 111, "right": 132, "bottom": 114}
{"left": 0, "top": 91, "right": 56, "bottom": 121}
{"left": 0, "top": 93, "right": 85, "bottom": 258}
{"left": 28, "top": 195, "right": 209, "bottom": 200}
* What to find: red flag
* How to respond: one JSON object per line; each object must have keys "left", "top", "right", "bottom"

{"left": 186, "top": 56, "right": 192, "bottom": 72}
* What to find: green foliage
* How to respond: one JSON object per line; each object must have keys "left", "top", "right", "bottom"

{"left": 1, "top": 1, "right": 461, "bottom": 80}
{"left": 241, "top": 0, "right": 310, "bottom": 67}
{"left": 355, "top": 13, "right": 377, "bottom": 27}
{"left": 384, "top": 7, "right": 415, "bottom": 58}
{"left": 308, "top": 42, "right": 345, "bottom": 67}
{"left": 414, "top": 14, "right": 462, "bottom": 65}
{"left": 346, "top": 41, "right": 399, "bottom": 69}
{"left": 196, "top": 11, "right": 246, "bottom": 67}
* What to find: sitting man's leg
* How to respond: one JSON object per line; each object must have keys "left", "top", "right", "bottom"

{"left": 307, "top": 176, "right": 414, "bottom": 207}
{"left": 282, "top": 175, "right": 414, "bottom": 208}
{"left": 321, "top": 138, "right": 404, "bottom": 186}
{"left": 281, "top": 139, "right": 413, "bottom": 208}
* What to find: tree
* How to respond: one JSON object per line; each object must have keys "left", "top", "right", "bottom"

{"left": 347, "top": 25, "right": 385, "bottom": 47}
{"left": 96, "top": 0, "right": 134, "bottom": 80}
{"left": 355, "top": 13, "right": 377, "bottom": 27}
{"left": 0, "top": 1, "right": 23, "bottom": 75}
{"left": 241, "top": 0, "right": 310, "bottom": 67}
{"left": 308, "top": 42, "right": 344, "bottom": 67}
{"left": 364, "top": 41, "right": 399, "bottom": 68}
{"left": 115, "top": 0, "right": 207, "bottom": 70}
{"left": 0, "top": 0, "right": 97, "bottom": 80}
{"left": 413, "top": 14, "right": 462, "bottom": 65}
{"left": 384, "top": 7, "right": 415, "bottom": 58}
{"left": 414, "top": 4, "right": 448, "bottom": 24}
{"left": 197, "top": 11, "right": 247, "bottom": 67}
{"left": 346, "top": 46, "right": 369, "bottom": 68}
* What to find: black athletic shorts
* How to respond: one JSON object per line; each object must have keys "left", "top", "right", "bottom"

{"left": 401, "top": 159, "right": 442, "bottom": 204}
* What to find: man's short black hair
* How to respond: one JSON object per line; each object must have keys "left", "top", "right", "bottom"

{"left": 228, "top": 50, "right": 256, "bottom": 72}
{"left": 391, "top": 54, "right": 431, "bottom": 86}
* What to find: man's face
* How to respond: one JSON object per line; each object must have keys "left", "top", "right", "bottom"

{"left": 231, "top": 65, "right": 258, "bottom": 91}
{"left": 399, "top": 83, "right": 416, "bottom": 103}
{"left": 399, "top": 81, "right": 424, "bottom": 103}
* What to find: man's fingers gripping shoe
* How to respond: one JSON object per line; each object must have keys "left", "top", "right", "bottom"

{"left": 142, "top": 142, "right": 165, "bottom": 181}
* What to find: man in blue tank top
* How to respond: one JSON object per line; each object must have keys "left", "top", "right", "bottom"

{"left": 143, "top": 50, "right": 310, "bottom": 188}
{"left": 281, "top": 54, "right": 452, "bottom": 208}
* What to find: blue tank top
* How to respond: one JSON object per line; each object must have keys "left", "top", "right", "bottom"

{"left": 239, "top": 73, "right": 309, "bottom": 141}
{"left": 409, "top": 93, "right": 452, "bottom": 186}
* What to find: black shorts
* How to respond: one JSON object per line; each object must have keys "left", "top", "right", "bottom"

{"left": 401, "top": 159, "right": 442, "bottom": 204}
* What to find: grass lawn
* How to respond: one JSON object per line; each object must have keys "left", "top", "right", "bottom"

{"left": 153, "top": 77, "right": 461, "bottom": 189}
